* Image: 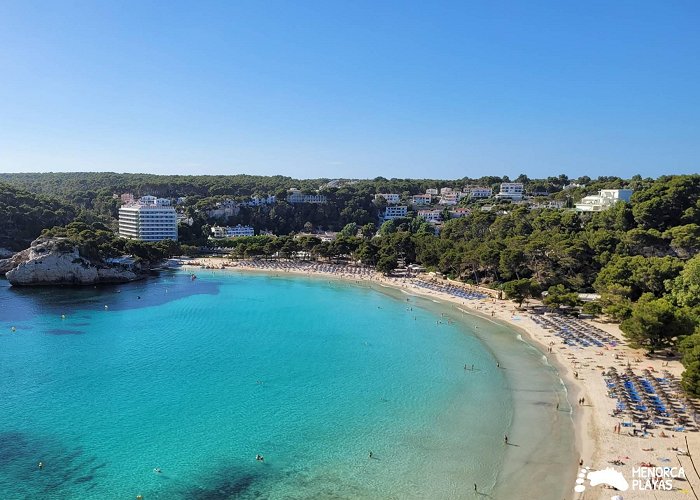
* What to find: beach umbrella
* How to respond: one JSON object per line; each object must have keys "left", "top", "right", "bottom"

{"left": 611, "top": 496, "right": 623, "bottom": 500}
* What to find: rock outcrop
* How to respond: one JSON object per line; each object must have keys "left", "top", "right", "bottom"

{"left": 2, "top": 237, "right": 145, "bottom": 286}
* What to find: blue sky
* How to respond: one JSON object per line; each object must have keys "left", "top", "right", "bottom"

{"left": 0, "top": 1, "right": 698, "bottom": 180}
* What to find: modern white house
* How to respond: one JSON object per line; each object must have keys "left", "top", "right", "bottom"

{"left": 575, "top": 189, "right": 633, "bottom": 212}
{"left": 383, "top": 205, "right": 408, "bottom": 220}
{"left": 411, "top": 194, "right": 432, "bottom": 206}
{"left": 463, "top": 186, "right": 492, "bottom": 199}
{"left": 417, "top": 209, "right": 442, "bottom": 223}
{"left": 374, "top": 193, "right": 400, "bottom": 204}
{"left": 287, "top": 188, "right": 327, "bottom": 204}
{"left": 495, "top": 183, "right": 524, "bottom": 201}
{"left": 210, "top": 225, "right": 255, "bottom": 238}
{"left": 426, "top": 188, "right": 439, "bottom": 195}
{"left": 119, "top": 196, "right": 178, "bottom": 242}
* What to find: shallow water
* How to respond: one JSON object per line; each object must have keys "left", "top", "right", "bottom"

{"left": 0, "top": 271, "right": 574, "bottom": 499}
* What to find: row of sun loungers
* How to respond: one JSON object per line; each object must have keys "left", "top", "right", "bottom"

{"left": 411, "top": 279, "right": 487, "bottom": 300}
{"left": 236, "top": 260, "right": 377, "bottom": 276}
{"left": 530, "top": 314, "right": 620, "bottom": 348}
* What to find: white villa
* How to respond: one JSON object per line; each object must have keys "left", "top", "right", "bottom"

{"left": 119, "top": 196, "right": 178, "bottom": 242}
{"left": 248, "top": 195, "right": 276, "bottom": 206}
{"left": 417, "top": 209, "right": 442, "bottom": 223}
{"left": 449, "top": 207, "right": 471, "bottom": 218}
{"left": 495, "top": 183, "right": 524, "bottom": 201}
{"left": 463, "top": 186, "right": 492, "bottom": 199}
{"left": 438, "top": 192, "right": 466, "bottom": 205}
{"left": 575, "top": 189, "right": 633, "bottom": 212}
{"left": 411, "top": 194, "right": 432, "bottom": 206}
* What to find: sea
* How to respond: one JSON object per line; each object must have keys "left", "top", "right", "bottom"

{"left": 0, "top": 270, "right": 575, "bottom": 499}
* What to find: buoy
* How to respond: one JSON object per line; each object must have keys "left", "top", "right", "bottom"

{"left": 104, "top": 305, "right": 108, "bottom": 309}
{"left": 11, "top": 327, "right": 16, "bottom": 332}
{"left": 61, "top": 314, "right": 65, "bottom": 320}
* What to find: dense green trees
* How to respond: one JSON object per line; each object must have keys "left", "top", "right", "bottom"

{"left": 502, "top": 278, "right": 536, "bottom": 307}
{"left": 620, "top": 294, "right": 694, "bottom": 353}
{"left": 0, "top": 183, "right": 78, "bottom": 250}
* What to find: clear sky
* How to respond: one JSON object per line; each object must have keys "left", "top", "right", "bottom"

{"left": 1, "top": 1, "right": 698, "bottom": 180}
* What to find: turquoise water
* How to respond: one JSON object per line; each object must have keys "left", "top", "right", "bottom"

{"left": 0, "top": 271, "right": 573, "bottom": 499}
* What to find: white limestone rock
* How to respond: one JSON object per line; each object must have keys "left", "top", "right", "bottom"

{"left": 5, "top": 237, "right": 143, "bottom": 286}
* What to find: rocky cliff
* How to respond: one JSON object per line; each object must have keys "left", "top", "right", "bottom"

{"left": 1, "top": 237, "right": 145, "bottom": 286}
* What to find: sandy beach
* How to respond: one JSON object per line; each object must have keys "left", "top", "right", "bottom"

{"left": 183, "top": 257, "right": 700, "bottom": 499}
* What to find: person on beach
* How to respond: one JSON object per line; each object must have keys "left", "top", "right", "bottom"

{"left": 504, "top": 435, "right": 508, "bottom": 444}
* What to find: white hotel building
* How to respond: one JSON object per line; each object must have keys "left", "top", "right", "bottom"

{"left": 119, "top": 196, "right": 178, "bottom": 242}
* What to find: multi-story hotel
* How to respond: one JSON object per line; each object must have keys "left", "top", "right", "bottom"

{"left": 118, "top": 196, "right": 178, "bottom": 242}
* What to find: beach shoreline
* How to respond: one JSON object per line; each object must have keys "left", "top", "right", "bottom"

{"left": 182, "top": 257, "right": 700, "bottom": 499}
